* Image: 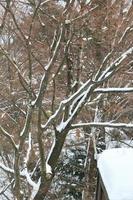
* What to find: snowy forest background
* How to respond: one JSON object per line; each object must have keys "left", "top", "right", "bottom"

{"left": 0, "top": 0, "right": 133, "bottom": 199}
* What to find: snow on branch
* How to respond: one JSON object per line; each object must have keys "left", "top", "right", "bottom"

{"left": 29, "top": 178, "right": 41, "bottom": 200}
{"left": 118, "top": 25, "right": 133, "bottom": 44}
{"left": 32, "top": 24, "right": 64, "bottom": 107}
{"left": 57, "top": 86, "right": 93, "bottom": 132}
{"left": 19, "top": 106, "right": 32, "bottom": 138}
{"left": 0, "top": 163, "right": 14, "bottom": 174}
{"left": 67, "top": 5, "right": 98, "bottom": 24}
{"left": 0, "top": 180, "right": 14, "bottom": 195}
{"left": 45, "top": 162, "right": 52, "bottom": 180}
{"left": 0, "top": 125, "right": 17, "bottom": 150}
{"left": 41, "top": 79, "right": 91, "bottom": 129}
{"left": 95, "top": 87, "right": 133, "bottom": 93}
{"left": 21, "top": 168, "right": 41, "bottom": 200}
{"left": 71, "top": 122, "right": 133, "bottom": 129}
{"left": 0, "top": 45, "right": 32, "bottom": 95}
{"left": 24, "top": 132, "right": 32, "bottom": 165}
{"left": 40, "top": 0, "right": 51, "bottom": 6}
{"left": 0, "top": 161, "right": 40, "bottom": 199}
{"left": 42, "top": 47, "right": 133, "bottom": 132}
{"left": 97, "top": 47, "right": 133, "bottom": 81}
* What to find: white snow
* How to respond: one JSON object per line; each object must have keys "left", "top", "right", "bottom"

{"left": 95, "top": 87, "right": 133, "bottom": 93}
{"left": 21, "top": 168, "right": 41, "bottom": 200}
{"left": 82, "top": 37, "right": 92, "bottom": 41}
{"left": 0, "top": 163, "right": 14, "bottom": 174}
{"left": 98, "top": 47, "right": 133, "bottom": 81}
{"left": 41, "top": 79, "right": 91, "bottom": 130}
{"left": 123, "top": 0, "right": 132, "bottom": 13}
{"left": 30, "top": 178, "right": 41, "bottom": 200}
{"left": 46, "top": 138, "right": 55, "bottom": 164}
{"left": 65, "top": 20, "right": 71, "bottom": 25}
{"left": 98, "top": 148, "right": 133, "bottom": 200}
{"left": 58, "top": 0, "right": 66, "bottom": 7}
{"left": 57, "top": 85, "right": 92, "bottom": 133}
{"left": 24, "top": 132, "right": 32, "bottom": 165}
{"left": 72, "top": 122, "right": 133, "bottom": 129}
{"left": 56, "top": 121, "right": 68, "bottom": 133}
{"left": 46, "top": 162, "right": 52, "bottom": 174}
{"left": 85, "top": 0, "right": 91, "bottom": 4}
{"left": 111, "top": 0, "right": 116, "bottom": 5}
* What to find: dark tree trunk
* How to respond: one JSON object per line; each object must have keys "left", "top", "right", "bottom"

{"left": 34, "top": 129, "right": 68, "bottom": 199}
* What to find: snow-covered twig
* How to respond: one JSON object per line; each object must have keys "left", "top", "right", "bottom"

{"left": 0, "top": 108, "right": 18, "bottom": 125}
{"left": 0, "top": 45, "right": 31, "bottom": 94}
{"left": 30, "top": 178, "right": 41, "bottom": 200}
{"left": 21, "top": 168, "right": 41, "bottom": 200}
{"left": 118, "top": 25, "right": 133, "bottom": 44}
{"left": 0, "top": 125, "right": 17, "bottom": 150}
{"left": 0, "top": 163, "right": 14, "bottom": 174}
{"left": 95, "top": 50, "right": 113, "bottom": 81}
{"left": 32, "top": 24, "right": 64, "bottom": 106}
{"left": 56, "top": 85, "right": 92, "bottom": 132}
{"left": 41, "top": 80, "right": 91, "bottom": 129}
{"left": 41, "top": 0, "right": 51, "bottom": 6}
{"left": 71, "top": 122, "right": 133, "bottom": 129}
{"left": 0, "top": 180, "right": 14, "bottom": 195}
{"left": 95, "top": 87, "right": 133, "bottom": 93}
{"left": 18, "top": 106, "right": 33, "bottom": 155}
{"left": 42, "top": 47, "right": 133, "bottom": 132}
{"left": 24, "top": 132, "right": 32, "bottom": 165}
{"left": 98, "top": 47, "right": 133, "bottom": 81}
{"left": 67, "top": 5, "right": 98, "bottom": 24}
{"left": 19, "top": 106, "right": 32, "bottom": 138}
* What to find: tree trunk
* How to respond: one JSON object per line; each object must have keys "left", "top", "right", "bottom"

{"left": 34, "top": 129, "right": 68, "bottom": 199}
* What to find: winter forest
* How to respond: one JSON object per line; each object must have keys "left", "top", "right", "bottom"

{"left": 0, "top": 0, "right": 133, "bottom": 199}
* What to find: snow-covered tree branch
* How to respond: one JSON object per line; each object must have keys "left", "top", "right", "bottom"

{"left": 71, "top": 122, "right": 133, "bottom": 129}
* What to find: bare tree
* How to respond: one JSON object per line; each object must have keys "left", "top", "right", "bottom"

{"left": 0, "top": 0, "right": 133, "bottom": 199}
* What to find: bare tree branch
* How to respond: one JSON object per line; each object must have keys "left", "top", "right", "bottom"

{"left": 0, "top": 125, "right": 17, "bottom": 150}
{"left": 32, "top": 24, "right": 64, "bottom": 106}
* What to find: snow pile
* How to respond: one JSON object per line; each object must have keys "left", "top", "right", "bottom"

{"left": 98, "top": 148, "right": 133, "bottom": 200}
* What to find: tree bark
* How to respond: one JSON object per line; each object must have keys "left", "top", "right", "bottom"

{"left": 34, "top": 129, "right": 68, "bottom": 199}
